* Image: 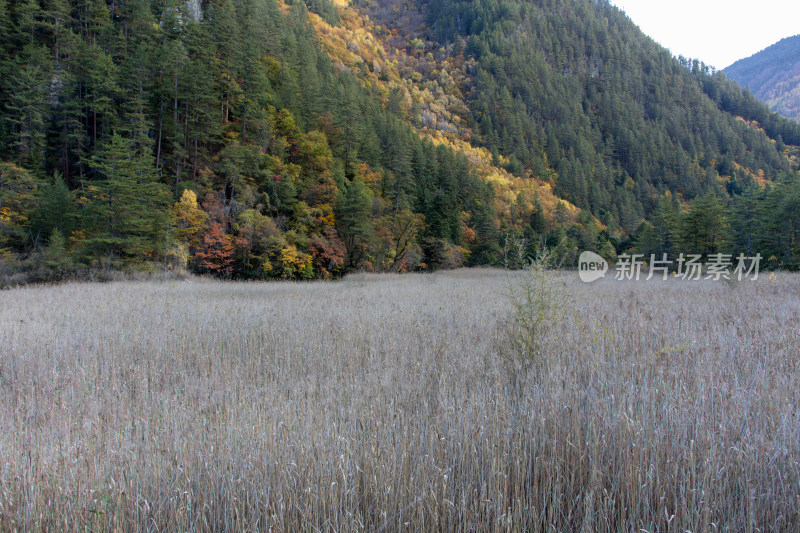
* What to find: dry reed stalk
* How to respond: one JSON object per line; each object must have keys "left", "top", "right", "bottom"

{"left": 0, "top": 270, "right": 798, "bottom": 531}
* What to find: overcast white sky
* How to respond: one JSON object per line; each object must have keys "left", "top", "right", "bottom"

{"left": 610, "top": 0, "right": 800, "bottom": 69}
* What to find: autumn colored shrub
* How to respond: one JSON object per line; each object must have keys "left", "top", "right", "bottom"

{"left": 196, "top": 222, "right": 235, "bottom": 277}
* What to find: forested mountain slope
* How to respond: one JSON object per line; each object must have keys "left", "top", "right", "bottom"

{"left": 1, "top": 0, "right": 800, "bottom": 282}
{"left": 724, "top": 34, "right": 800, "bottom": 123}
{"left": 0, "top": 0, "right": 519, "bottom": 280}
{"left": 402, "top": 0, "right": 800, "bottom": 223}
{"left": 354, "top": 0, "right": 800, "bottom": 267}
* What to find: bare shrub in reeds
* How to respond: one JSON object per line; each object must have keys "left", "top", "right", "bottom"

{"left": 0, "top": 270, "right": 798, "bottom": 531}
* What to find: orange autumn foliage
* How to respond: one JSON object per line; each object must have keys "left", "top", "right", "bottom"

{"left": 196, "top": 221, "right": 235, "bottom": 277}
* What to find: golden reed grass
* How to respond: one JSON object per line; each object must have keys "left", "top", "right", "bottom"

{"left": 0, "top": 269, "right": 798, "bottom": 531}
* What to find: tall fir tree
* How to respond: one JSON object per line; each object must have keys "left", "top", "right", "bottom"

{"left": 84, "top": 132, "right": 168, "bottom": 262}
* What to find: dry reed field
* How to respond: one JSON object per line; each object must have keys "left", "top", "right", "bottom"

{"left": 1, "top": 269, "right": 799, "bottom": 531}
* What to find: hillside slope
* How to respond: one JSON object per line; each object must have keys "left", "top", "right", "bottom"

{"left": 724, "top": 34, "right": 800, "bottom": 122}
{"left": 358, "top": 0, "right": 800, "bottom": 227}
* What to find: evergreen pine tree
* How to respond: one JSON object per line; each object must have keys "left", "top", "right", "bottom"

{"left": 84, "top": 132, "right": 168, "bottom": 262}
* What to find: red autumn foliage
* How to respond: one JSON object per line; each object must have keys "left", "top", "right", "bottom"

{"left": 309, "top": 226, "right": 347, "bottom": 276}
{"left": 196, "top": 221, "right": 235, "bottom": 277}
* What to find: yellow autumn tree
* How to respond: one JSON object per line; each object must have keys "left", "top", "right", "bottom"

{"left": 172, "top": 189, "right": 208, "bottom": 249}
{"left": 168, "top": 189, "right": 208, "bottom": 270}
{"left": 278, "top": 244, "right": 313, "bottom": 279}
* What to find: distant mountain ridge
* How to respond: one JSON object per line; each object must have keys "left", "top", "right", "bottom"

{"left": 724, "top": 35, "right": 800, "bottom": 122}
